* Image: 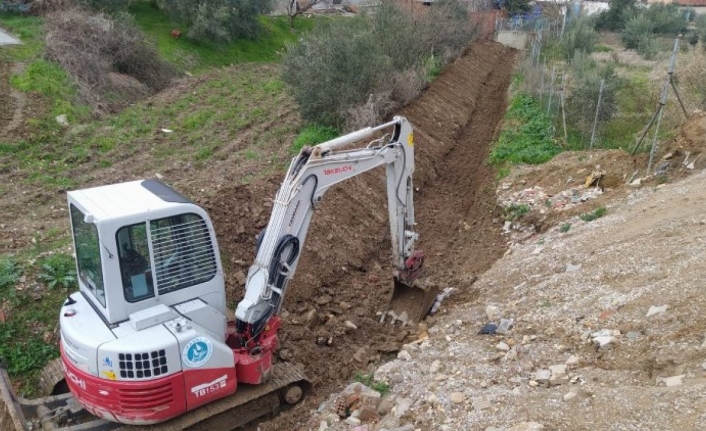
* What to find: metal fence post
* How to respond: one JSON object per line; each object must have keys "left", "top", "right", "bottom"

{"left": 548, "top": 65, "right": 556, "bottom": 114}
{"left": 589, "top": 79, "right": 605, "bottom": 149}
{"left": 560, "top": 73, "right": 568, "bottom": 143}
{"left": 648, "top": 82, "right": 670, "bottom": 171}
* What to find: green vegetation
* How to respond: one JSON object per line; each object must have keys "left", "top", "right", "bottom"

{"left": 0, "top": 257, "right": 21, "bottom": 291}
{"left": 490, "top": 94, "right": 562, "bottom": 166}
{"left": 130, "top": 2, "right": 316, "bottom": 71}
{"left": 559, "top": 223, "right": 572, "bottom": 233}
{"left": 0, "top": 254, "right": 68, "bottom": 395}
{"left": 0, "top": 12, "right": 44, "bottom": 61}
{"left": 354, "top": 372, "right": 391, "bottom": 396}
{"left": 560, "top": 16, "right": 598, "bottom": 60}
{"left": 0, "top": 12, "right": 91, "bottom": 138}
{"left": 579, "top": 206, "right": 607, "bottom": 222}
{"left": 596, "top": 0, "right": 636, "bottom": 31}
{"left": 157, "top": 0, "right": 272, "bottom": 43}
{"left": 10, "top": 60, "right": 92, "bottom": 128}
{"left": 38, "top": 254, "right": 77, "bottom": 290}
{"left": 283, "top": 0, "right": 473, "bottom": 128}
{"left": 292, "top": 124, "right": 340, "bottom": 153}
{"left": 505, "top": 203, "right": 530, "bottom": 221}
{"left": 504, "top": 203, "right": 531, "bottom": 221}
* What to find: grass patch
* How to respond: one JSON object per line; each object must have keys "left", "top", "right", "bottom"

{"left": 0, "top": 13, "right": 91, "bottom": 143}
{"left": 354, "top": 372, "right": 391, "bottom": 396}
{"left": 595, "top": 44, "right": 613, "bottom": 52}
{"left": 10, "top": 60, "right": 91, "bottom": 125}
{"left": 0, "top": 12, "right": 44, "bottom": 61}
{"left": 559, "top": 223, "right": 571, "bottom": 233}
{"left": 292, "top": 124, "right": 340, "bottom": 153}
{"left": 579, "top": 206, "right": 606, "bottom": 222}
{"left": 490, "top": 94, "right": 562, "bottom": 166}
{"left": 0, "top": 253, "right": 73, "bottom": 396}
{"left": 129, "top": 1, "right": 318, "bottom": 72}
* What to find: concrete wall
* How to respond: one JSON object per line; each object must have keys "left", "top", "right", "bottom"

{"left": 494, "top": 30, "right": 528, "bottom": 50}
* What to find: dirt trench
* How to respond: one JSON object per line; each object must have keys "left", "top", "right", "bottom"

{"left": 199, "top": 40, "right": 517, "bottom": 430}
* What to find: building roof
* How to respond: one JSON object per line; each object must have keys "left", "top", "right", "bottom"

{"left": 675, "top": 0, "right": 706, "bottom": 5}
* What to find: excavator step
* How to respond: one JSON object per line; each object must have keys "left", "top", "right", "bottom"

{"left": 0, "top": 362, "right": 309, "bottom": 431}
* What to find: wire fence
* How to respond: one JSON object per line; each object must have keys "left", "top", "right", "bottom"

{"left": 514, "top": 19, "right": 698, "bottom": 162}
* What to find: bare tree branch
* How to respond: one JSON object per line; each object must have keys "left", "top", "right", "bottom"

{"left": 288, "top": 0, "right": 328, "bottom": 23}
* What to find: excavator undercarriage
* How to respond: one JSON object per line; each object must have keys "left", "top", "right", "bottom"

{"left": 1, "top": 359, "right": 309, "bottom": 431}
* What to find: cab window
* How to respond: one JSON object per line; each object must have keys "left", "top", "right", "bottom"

{"left": 117, "top": 223, "right": 154, "bottom": 302}
{"left": 70, "top": 205, "right": 105, "bottom": 307}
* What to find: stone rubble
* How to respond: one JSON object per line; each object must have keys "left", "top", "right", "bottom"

{"left": 300, "top": 171, "right": 706, "bottom": 431}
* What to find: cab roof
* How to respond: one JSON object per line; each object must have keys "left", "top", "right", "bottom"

{"left": 67, "top": 180, "right": 193, "bottom": 222}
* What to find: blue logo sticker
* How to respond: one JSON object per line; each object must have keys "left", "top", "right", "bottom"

{"left": 183, "top": 337, "right": 213, "bottom": 368}
{"left": 102, "top": 356, "right": 113, "bottom": 368}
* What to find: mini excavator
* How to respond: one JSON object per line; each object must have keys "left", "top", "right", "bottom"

{"left": 0, "top": 116, "right": 437, "bottom": 431}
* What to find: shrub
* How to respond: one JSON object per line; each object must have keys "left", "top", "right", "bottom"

{"left": 158, "top": 0, "right": 272, "bottom": 43}
{"left": 676, "top": 48, "right": 706, "bottom": 110}
{"left": 642, "top": 3, "right": 687, "bottom": 36}
{"left": 595, "top": 0, "right": 636, "bottom": 31}
{"left": 621, "top": 14, "right": 655, "bottom": 50}
{"left": 44, "top": 8, "right": 177, "bottom": 112}
{"left": 697, "top": 15, "right": 706, "bottom": 49}
{"left": 38, "top": 254, "right": 76, "bottom": 290}
{"left": 283, "top": 0, "right": 473, "bottom": 129}
{"left": 0, "top": 257, "right": 21, "bottom": 292}
{"left": 636, "top": 33, "right": 658, "bottom": 59}
{"left": 565, "top": 53, "right": 620, "bottom": 144}
{"left": 560, "top": 16, "right": 599, "bottom": 60}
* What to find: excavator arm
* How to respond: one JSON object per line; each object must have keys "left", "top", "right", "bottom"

{"left": 234, "top": 116, "right": 424, "bottom": 338}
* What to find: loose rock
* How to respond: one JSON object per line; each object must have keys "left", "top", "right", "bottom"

{"left": 646, "top": 305, "right": 668, "bottom": 317}
{"left": 450, "top": 392, "right": 465, "bottom": 404}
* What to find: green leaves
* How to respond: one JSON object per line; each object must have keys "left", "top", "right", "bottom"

{"left": 37, "top": 254, "right": 77, "bottom": 290}
{"left": 0, "top": 257, "right": 21, "bottom": 292}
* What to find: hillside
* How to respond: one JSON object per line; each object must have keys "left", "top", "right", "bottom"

{"left": 299, "top": 113, "right": 706, "bottom": 430}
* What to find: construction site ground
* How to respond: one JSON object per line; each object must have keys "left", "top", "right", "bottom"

{"left": 4, "top": 32, "right": 706, "bottom": 431}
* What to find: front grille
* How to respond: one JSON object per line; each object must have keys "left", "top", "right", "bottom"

{"left": 118, "top": 350, "right": 168, "bottom": 379}
{"left": 117, "top": 381, "right": 174, "bottom": 412}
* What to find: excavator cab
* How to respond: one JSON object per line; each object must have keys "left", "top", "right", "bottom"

{"left": 66, "top": 179, "right": 228, "bottom": 325}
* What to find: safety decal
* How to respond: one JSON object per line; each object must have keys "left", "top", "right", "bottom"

{"left": 183, "top": 336, "right": 213, "bottom": 368}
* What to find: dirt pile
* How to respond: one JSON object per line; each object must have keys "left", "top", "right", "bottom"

{"left": 199, "top": 40, "right": 517, "bottom": 429}
{"left": 658, "top": 110, "right": 706, "bottom": 174}
{"left": 308, "top": 168, "right": 706, "bottom": 430}
{"left": 493, "top": 112, "right": 706, "bottom": 240}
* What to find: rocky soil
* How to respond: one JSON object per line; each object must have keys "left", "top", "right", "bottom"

{"left": 296, "top": 113, "right": 706, "bottom": 431}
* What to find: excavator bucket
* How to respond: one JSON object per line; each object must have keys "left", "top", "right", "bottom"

{"left": 387, "top": 278, "right": 439, "bottom": 324}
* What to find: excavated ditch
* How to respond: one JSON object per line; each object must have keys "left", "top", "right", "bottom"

{"left": 199, "top": 39, "right": 518, "bottom": 430}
